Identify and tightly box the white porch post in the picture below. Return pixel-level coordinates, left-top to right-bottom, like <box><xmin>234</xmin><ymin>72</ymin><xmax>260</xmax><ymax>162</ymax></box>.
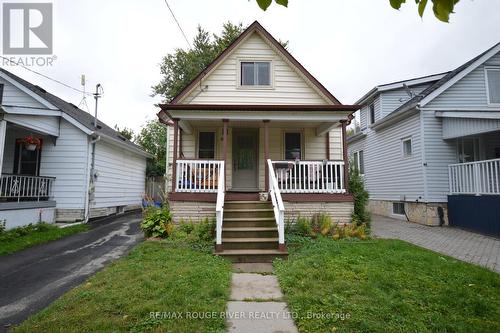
<box><xmin>0</xmin><ymin>120</ymin><xmax>6</xmax><ymax>176</ymax></box>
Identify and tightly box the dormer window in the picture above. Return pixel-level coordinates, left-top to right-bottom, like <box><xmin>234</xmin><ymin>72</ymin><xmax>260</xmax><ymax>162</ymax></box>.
<box><xmin>485</xmin><ymin>67</ymin><xmax>500</xmax><ymax>105</ymax></box>
<box><xmin>241</xmin><ymin>61</ymin><xmax>270</xmax><ymax>86</ymax></box>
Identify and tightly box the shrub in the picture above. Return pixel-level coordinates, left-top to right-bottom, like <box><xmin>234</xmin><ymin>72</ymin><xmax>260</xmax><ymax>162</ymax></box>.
<box><xmin>349</xmin><ymin>162</ymin><xmax>371</xmax><ymax>228</ymax></box>
<box><xmin>140</xmin><ymin>207</ymin><xmax>172</xmax><ymax>238</ymax></box>
<box><xmin>332</xmin><ymin>223</ymin><xmax>368</xmax><ymax>240</ymax></box>
<box><xmin>190</xmin><ymin>217</ymin><xmax>215</xmax><ymax>243</ymax></box>
<box><xmin>0</xmin><ymin>220</ymin><xmax>6</xmax><ymax>234</ymax></box>
<box><xmin>311</xmin><ymin>213</ymin><xmax>333</xmax><ymax>236</ymax></box>
<box><xmin>296</xmin><ymin>216</ymin><xmax>312</xmax><ymax>237</ymax></box>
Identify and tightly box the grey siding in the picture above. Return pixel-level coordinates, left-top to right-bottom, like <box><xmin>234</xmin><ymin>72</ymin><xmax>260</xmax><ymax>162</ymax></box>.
<box><xmin>442</xmin><ymin>117</ymin><xmax>500</xmax><ymax>139</ymax></box>
<box><xmin>359</xmin><ymin>96</ymin><xmax>380</xmax><ymax>129</ymax></box>
<box><xmin>421</xmin><ymin>111</ymin><xmax>457</xmax><ymax>202</ymax></box>
<box><xmin>355</xmin><ymin>112</ymin><xmax>424</xmax><ymax>201</ymax></box>
<box><xmin>379</xmin><ymin>84</ymin><xmax>431</xmax><ymax>117</ymax></box>
<box><xmin>0</xmin><ymin>77</ymin><xmax>46</xmax><ymax>108</ymax></box>
<box><xmin>427</xmin><ymin>52</ymin><xmax>500</xmax><ymax>109</ymax></box>
<box><xmin>40</xmin><ymin>119</ymin><xmax>89</xmax><ymax>210</ymax></box>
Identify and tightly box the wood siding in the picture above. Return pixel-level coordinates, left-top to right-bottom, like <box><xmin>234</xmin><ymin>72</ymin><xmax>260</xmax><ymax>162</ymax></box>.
<box><xmin>183</xmin><ymin>32</ymin><xmax>329</xmax><ymax>105</ymax></box>
<box><xmin>92</xmin><ymin>140</ymin><xmax>147</xmax><ymax>208</ymax></box>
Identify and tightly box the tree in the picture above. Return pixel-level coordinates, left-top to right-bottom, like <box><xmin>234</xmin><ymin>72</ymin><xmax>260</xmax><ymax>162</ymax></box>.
<box><xmin>348</xmin><ymin>162</ymin><xmax>371</xmax><ymax>228</ymax></box>
<box><xmin>135</xmin><ymin>120</ymin><xmax>167</xmax><ymax>177</ymax></box>
<box><xmin>113</xmin><ymin>125</ymin><xmax>134</xmax><ymax>141</ymax></box>
<box><xmin>253</xmin><ymin>0</ymin><xmax>460</xmax><ymax>23</ymax></box>
<box><xmin>152</xmin><ymin>22</ymin><xmax>244</xmax><ymax>102</ymax></box>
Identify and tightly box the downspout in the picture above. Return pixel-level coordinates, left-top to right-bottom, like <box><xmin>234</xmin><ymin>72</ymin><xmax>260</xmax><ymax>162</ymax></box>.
<box><xmin>84</xmin><ymin>134</ymin><xmax>100</xmax><ymax>222</ymax></box>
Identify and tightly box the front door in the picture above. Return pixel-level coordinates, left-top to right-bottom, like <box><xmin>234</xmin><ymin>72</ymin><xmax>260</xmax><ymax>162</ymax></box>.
<box><xmin>232</xmin><ymin>129</ymin><xmax>258</xmax><ymax>190</ymax></box>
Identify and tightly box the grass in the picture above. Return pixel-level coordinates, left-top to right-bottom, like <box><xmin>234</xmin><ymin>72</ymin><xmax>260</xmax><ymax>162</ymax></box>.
<box><xmin>11</xmin><ymin>240</ymin><xmax>232</xmax><ymax>333</ymax></box>
<box><xmin>274</xmin><ymin>237</ymin><xmax>500</xmax><ymax>333</ymax></box>
<box><xmin>0</xmin><ymin>223</ymin><xmax>89</xmax><ymax>256</ymax></box>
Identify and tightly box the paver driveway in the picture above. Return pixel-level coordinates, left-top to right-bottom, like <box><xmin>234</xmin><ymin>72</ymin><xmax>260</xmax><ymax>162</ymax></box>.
<box><xmin>0</xmin><ymin>212</ymin><xmax>143</xmax><ymax>331</ymax></box>
<box><xmin>372</xmin><ymin>214</ymin><xmax>500</xmax><ymax>273</ymax></box>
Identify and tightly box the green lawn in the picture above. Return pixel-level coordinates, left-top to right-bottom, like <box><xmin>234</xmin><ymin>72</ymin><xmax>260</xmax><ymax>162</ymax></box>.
<box><xmin>274</xmin><ymin>238</ymin><xmax>500</xmax><ymax>333</ymax></box>
<box><xmin>0</xmin><ymin>223</ymin><xmax>89</xmax><ymax>256</ymax></box>
<box><xmin>11</xmin><ymin>241</ymin><xmax>232</xmax><ymax>333</ymax></box>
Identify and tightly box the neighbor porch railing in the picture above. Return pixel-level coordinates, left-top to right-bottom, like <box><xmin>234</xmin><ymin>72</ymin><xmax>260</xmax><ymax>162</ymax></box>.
<box><xmin>267</xmin><ymin>159</ymin><xmax>285</xmax><ymax>247</ymax></box>
<box><xmin>449</xmin><ymin>158</ymin><xmax>500</xmax><ymax>195</ymax></box>
<box><xmin>175</xmin><ymin>159</ymin><xmax>224</xmax><ymax>192</ymax></box>
<box><xmin>271</xmin><ymin>160</ymin><xmax>345</xmax><ymax>193</ymax></box>
<box><xmin>215</xmin><ymin>161</ymin><xmax>225</xmax><ymax>248</ymax></box>
<box><xmin>0</xmin><ymin>174</ymin><xmax>55</xmax><ymax>201</ymax></box>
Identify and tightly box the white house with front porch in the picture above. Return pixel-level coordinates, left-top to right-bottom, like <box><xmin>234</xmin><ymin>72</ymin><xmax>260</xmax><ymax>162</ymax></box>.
<box><xmin>157</xmin><ymin>21</ymin><xmax>357</xmax><ymax>261</ymax></box>
<box><xmin>0</xmin><ymin>68</ymin><xmax>150</xmax><ymax>229</ymax></box>
<box><xmin>348</xmin><ymin>42</ymin><xmax>500</xmax><ymax>237</ymax></box>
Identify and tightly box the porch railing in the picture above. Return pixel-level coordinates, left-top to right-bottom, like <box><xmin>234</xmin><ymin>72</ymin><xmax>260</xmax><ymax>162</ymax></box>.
<box><xmin>175</xmin><ymin>160</ymin><xmax>224</xmax><ymax>193</ymax></box>
<box><xmin>267</xmin><ymin>159</ymin><xmax>285</xmax><ymax>247</ymax></box>
<box><xmin>215</xmin><ymin>162</ymin><xmax>225</xmax><ymax>247</ymax></box>
<box><xmin>0</xmin><ymin>174</ymin><xmax>55</xmax><ymax>201</ymax></box>
<box><xmin>271</xmin><ymin>160</ymin><xmax>345</xmax><ymax>193</ymax></box>
<box><xmin>449</xmin><ymin>158</ymin><xmax>500</xmax><ymax>195</ymax></box>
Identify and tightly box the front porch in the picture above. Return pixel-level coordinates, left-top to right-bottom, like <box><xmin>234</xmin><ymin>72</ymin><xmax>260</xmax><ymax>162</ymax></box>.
<box><xmin>158</xmin><ymin>104</ymin><xmax>356</xmax><ymax>258</ymax></box>
<box><xmin>0</xmin><ymin>120</ymin><xmax>57</xmax><ymax>228</ymax></box>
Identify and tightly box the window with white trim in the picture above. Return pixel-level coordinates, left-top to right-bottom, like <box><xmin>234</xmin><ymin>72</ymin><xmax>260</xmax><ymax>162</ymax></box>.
<box><xmin>353</xmin><ymin>150</ymin><xmax>364</xmax><ymax>175</ymax></box>
<box><xmin>402</xmin><ymin>137</ymin><xmax>412</xmax><ymax>157</ymax></box>
<box><xmin>241</xmin><ymin>61</ymin><xmax>271</xmax><ymax>86</ymax></box>
<box><xmin>284</xmin><ymin>132</ymin><xmax>302</xmax><ymax>160</ymax></box>
<box><xmin>486</xmin><ymin>67</ymin><xmax>500</xmax><ymax>104</ymax></box>
<box><xmin>198</xmin><ymin>131</ymin><xmax>215</xmax><ymax>159</ymax></box>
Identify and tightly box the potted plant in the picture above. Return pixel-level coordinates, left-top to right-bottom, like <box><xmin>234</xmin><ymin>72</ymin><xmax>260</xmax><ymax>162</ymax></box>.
<box><xmin>22</xmin><ymin>136</ymin><xmax>41</xmax><ymax>151</ymax></box>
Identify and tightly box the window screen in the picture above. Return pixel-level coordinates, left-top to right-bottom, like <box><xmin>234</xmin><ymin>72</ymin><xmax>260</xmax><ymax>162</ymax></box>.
<box><xmin>369</xmin><ymin>104</ymin><xmax>375</xmax><ymax>124</ymax></box>
<box><xmin>402</xmin><ymin>138</ymin><xmax>412</xmax><ymax>157</ymax></box>
<box><xmin>486</xmin><ymin>68</ymin><xmax>500</xmax><ymax>104</ymax></box>
<box><xmin>198</xmin><ymin>132</ymin><xmax>215</xmax><ymax>159</ymax></box>
<box><xmin>241</xmin><ymin>62</ymin><xmax>270</xmax><ymax>86</ymax></box>
<box><xmin>393</xmin><ymin>202</ymin><xmax>405</xmax><ymax>215</ymax></box>
<box><xmin>285</xmin><ymin>133</ymin><xmax>301</xmax><ymax>160</ymax></box>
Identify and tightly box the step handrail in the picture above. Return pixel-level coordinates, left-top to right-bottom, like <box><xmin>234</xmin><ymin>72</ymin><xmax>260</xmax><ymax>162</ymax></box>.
<box><xmin>215</xmin><ymin>161</ymin><xmax>225</xmax><ymax>246</ymax></box>
<box><xmin>267</xmin><ymin>159</ymin><xmax>285</xmax><ymax>246</ymax></box>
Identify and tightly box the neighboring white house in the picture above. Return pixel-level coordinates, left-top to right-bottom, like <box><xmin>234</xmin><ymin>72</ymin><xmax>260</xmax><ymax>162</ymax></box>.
<box><xmin>348</xmin><ymin>43</ymin><xmax>500</xmax><ymax>236</ymax></box>
<box><xmin>0</xmin><ymin>68</ymin><xmax>151</xmax><ymax>229</ymax></box>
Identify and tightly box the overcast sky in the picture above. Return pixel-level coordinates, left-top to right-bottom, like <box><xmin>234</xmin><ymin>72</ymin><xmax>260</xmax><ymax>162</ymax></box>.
<box><xmin>2</xmin><ymin>0</ymin><xmax>500</xmax><ymax>132</ymax></box>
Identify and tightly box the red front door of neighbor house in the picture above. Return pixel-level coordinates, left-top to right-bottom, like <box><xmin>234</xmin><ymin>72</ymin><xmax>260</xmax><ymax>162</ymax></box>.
<box><xmin>232</xmin><ymin>129</ymin><xmax>259</xmax><ymax>190</ymax></box>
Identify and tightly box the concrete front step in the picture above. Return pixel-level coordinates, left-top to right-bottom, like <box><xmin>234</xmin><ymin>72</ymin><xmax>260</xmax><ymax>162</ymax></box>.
<box><xmin>218</xmin><ymin>249</ymin><xmax>288</xmax><ymax>263</ymax></box>
<box><xmin>222</xmin><ymin>227</ymin><xmax>279</xmax><ymax>238</ymax></box>
<box><xmin>222</xmin><ymin>237</ymin><xmax>279</xmax><ymax>250</ymax></box>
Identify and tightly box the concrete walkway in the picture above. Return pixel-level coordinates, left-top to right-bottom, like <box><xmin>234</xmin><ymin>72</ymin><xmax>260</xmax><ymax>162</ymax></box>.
<box><xmin>227</xmin><ymin>264</ymin><xmax>298</xmax><ymax>333</ymax></box>
<box><xmin>0</xmin><ymin>213</ymin><xmax>143</xmax><ymax>332</ymax></box>
<box><xmin>372</xmin><ymin>214</ymin><xmax>500</xmax><ymax>273</ymax></box>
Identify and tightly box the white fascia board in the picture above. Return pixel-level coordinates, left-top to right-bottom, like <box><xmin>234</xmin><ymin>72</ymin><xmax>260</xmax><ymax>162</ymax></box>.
<box><xmin>435</xmin><ymin>110</ymin><xmax>500</xmax><ymax>120</ymax></box>
<box><xmin>420</xmin><ymin>44</ymin><xmax>500</xmax><ymax>107</ymax></box>
<box><xmin>2</xmin><ymin>105</ymin><xmax>62</xmax><ymax>116</ymax></box>
<box><xmin>0</xmin><ymin>72</ymin><xmax>58</xmax><ymax>110</ymax></box>
<box><xmin>168</xmin><ymin>110</ymin><xmax>351</xmax><ymax>122</ymax></box>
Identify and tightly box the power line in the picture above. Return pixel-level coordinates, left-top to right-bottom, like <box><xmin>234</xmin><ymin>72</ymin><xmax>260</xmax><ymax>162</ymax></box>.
<box><xmin>163</xmin><ymin>0</ymin><xmax>191</xmax><ymax>49</ymax></box>
<box><xmin>0</xmin><ymin>56</ymin><xmax>93</xmax><ymax>96</ymax></box>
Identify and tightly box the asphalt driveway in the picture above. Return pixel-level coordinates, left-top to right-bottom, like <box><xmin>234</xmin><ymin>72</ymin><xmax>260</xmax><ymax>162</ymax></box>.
<box><xmin>0</xmin><ymin>212</ymin><xmax>143</xmax><ymax>331</ymax></box>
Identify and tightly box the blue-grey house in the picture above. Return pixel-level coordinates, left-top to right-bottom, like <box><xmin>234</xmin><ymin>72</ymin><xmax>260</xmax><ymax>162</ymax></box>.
<box><xmin>348</xmin><ymin>43</ymin><xmax>500</xmax><ymax>236</ymax></box>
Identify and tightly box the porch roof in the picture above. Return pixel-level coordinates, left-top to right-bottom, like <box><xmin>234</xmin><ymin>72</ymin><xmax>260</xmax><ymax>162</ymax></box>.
<box><xmin>157</xmin><ymin>104</ymin><xmax>358</xmax><ymax>135</ymax></box>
